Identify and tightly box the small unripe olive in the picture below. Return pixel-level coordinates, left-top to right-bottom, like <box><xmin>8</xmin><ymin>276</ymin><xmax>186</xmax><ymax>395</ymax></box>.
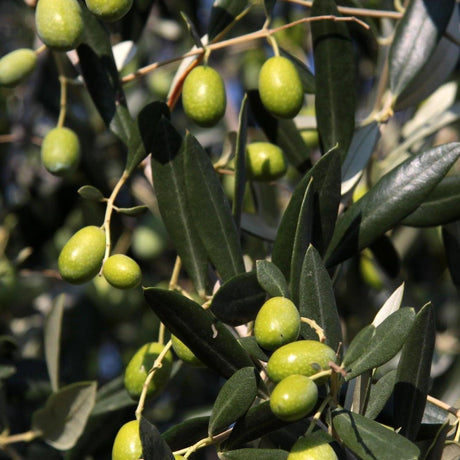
<box><xmin>182</xmin><ymin>65</ymin><xmax>226</xmax><ymax>127</ymax></box>
<box><xmin>41</xmin><ymin>127</ymin><xmax>80</xmax><ymax>176</ymax></box>
<box><xmin>171</xmin><ymin>335</ymin><xmax>203</xmax><ymax>367</ymax></box>
<box><xmin>246</xmin><ymin>142</ymin><xmax>288</xmax><ymax>182</ymax></box>
<box><xmin>266</xmin><ymin>340</ymin><xmax>337</xmax><ymax>383</ymax></box>
<box><xmin>0</xmin><ymin>49</ymin><xmax>37</xmax><ymax>87</ymax></box>
<box><xmin>254</xmin><ymin>297</ymin><xmax>300</xmax><ymax>351</ymax></box>
<box><xmin>270</xmin><ymin>374</ymin><xmax>318</xmax><ymax>422</ymax></box>
<box><xmin>85</xmin><ymin>0</ymin><xmax>133</xmax><ymax>22</ymax></box>
<box><xmin>58</xmin><ymin>226</ymin><xmax>106</xmax><ymax>284</ymax></box>
<box><xmin>124</xmin><ymin>342</ymin><xmax>173</xmax><ymax>400</ymax></box>
<box><xmin>287</xmin><ymin>431</ymin><xmax>338</xmax><ymax>460</ymax></box>
<box><xmin>258</xmin><ymin>56</ymin><xmax>304</xmax><ymax>119</ymax></box>
<box><xmin>111</xmin><ymin>420</ymin><xmax>142</xmax><ymax>460</ymax></box>
<box><xmin>35</xmin><ymin>0</ymin><xmax>84</xmax><ymax>51</ymax></box>
<box><xmin>102</xmin><ymin>254</ymin><xmax>142</xmax><ymax>290</ymax></box>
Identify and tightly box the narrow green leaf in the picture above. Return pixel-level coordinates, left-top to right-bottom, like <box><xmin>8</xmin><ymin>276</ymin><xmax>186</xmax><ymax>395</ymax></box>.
<box><xmin>238</xmin><ymin>337</ymin><xmax>269</xmax><ymax>362</ymax></box>
<box><xmin>389</xmin><ymin>0</ymin><xmax>455</xmax><ymax>99</ymax></box>
<box><xmin>311</xmin><ymin>0</ymin><xmax>355</xmax><ymax>161</ymax></box>
<box><xmin>91</xmin><ymin>389</ymin><xmax>135</xmax><ymax>416</ymax></box>
<box><xmin>394</xmin><ymin>303</ymin><xmax>435</xmax><ymax>441</ymax></box>
<box><xmin>114</xmin><ymin>205</ymin><xmax>148</xmax><ymax>216</ymax></box>
<box><xmin>44</xmin><ymin>294</ymin><xmax>65</xmax><ymax>393</ymax></box>
<box><xmin>208</xmin><ymin>0</ymin><xmax>249</xmax><ymax>41</ymax></box>
<box><xmin>150</xmin><ymin>118</ymin><xmax>208</xmax><ymax>296</ymax></box>
<box><xmin>343</xmin><ymin>308</ymin><xmax>416</xmax><ymax>380</ymax></box>
<box><xmin>256</xmin><ymin>260</ymin><xmax>289</xmax><ymax>298</ymax></box>
<box><xmin>219</xmin><ymin>448</ymin><xmax>289</xmax><ymax>460</ymax></box>
<box><xmin>264</xmin><ymin>0</ymin><xmax>277</xmax><ymax>19</ymax></box>
<box><xmin>77</xmin><ymin>185</ymin><xmax>105</xmax><ymax>202</ymax></box>
<box><xmin>144</xmin><ymin>288</ymin><xmax>254</xmax><ymax>379</ymax></box>
<box><xmin>140</xmin><ymin>417</ymin><xmax>174</xmax><ymax>460</ymax></box>
<box><xmin>184</xmin><ymin>133</ymin><xmax>245</xmax><ymax>282</ymax></box>
<box><xmin>325</xmin><ymin>142</ymin><xmax>460</xmax><ymax>268</ymax></box>
<box><xmin>442</xmin><ymin>220</ymin><xmax>460</xmax><ymax>288</ymax></box>
<box><xmin>332</xmin><ymin>408</ymin><xmax>420</xmax><ymax>460</ymax></box>
<box><xmin>209</xmin><ymin>367</ymin><xmax>258</xmax><ymax>436</ymax></box>
<box><xmin>298</xmin><ymin>245</ymin><xmax>343</xmax><ymax>355</ymax></box>
<box><xmin>364</xmin><ymin>370</ymin><xmax>397</xmax><ymax>420</ymax></box>
<box><xmin>162</xmin><ymin>416</ymin><xmax>210</xmax><ymax>451</ymax></box>
<box><xmin>279</xmin><ymin>48</ymin><xmax>315</xmax><ymax>94</ymax></box>
<box><xmin>368</xmin><ymin>235</ymin><xmax>400</xmax><ymax>279</ymax></box>
<box><xmin>424</xmin><ymin>422</ymin><xmax>452</xmax><ymax>460</ymax></box>
<box><xmin>241</xmin><ymin>214</ymin><xmax>277</xmax><ymax>241</ymax></box>
<box><xmin>211</xmin><ymin>272</ymin><xmax>266</xmax><ymax>326</ymax></box>
<box><xmin>181</xmin><ymin>11</ymin><xmax>205</xmax><ymax>49</ymax></box>
<box><xmin>32</xmin><ymin>381</ymin><xmax>97</xmax><ymax>450</ymax></box>
<box><xmin>343</xmin><ymin>325</ymin><xmax>375</xmax><ymax>369</ymax></box>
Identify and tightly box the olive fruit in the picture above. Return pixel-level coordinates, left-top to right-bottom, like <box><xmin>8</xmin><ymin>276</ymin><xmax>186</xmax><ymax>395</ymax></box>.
<box><xmin>112</xmin><ymin>420</ymin><xmax>142</xmax><ymax>460</ymax></box>
<box><xmin>270</xmin><ymin>374</ymin><xmax>318</xmax><ymax>422</ymax></box>
<box><xmin>41</xmin><ymin>127</ymin><xmax>80</xmax><ymax>176</ymax></box>
<box><xmin>171</xmin><ymin>335</ymin><xmax>203</xmax><ymax>367</ymax></box>
<box><xmin>35</xmin><ymin>0</ymin><xmax>84</xmax><ymax>51</ymax></box>
<box><xmin>266</xmin><ymin>340</ymin><xmax>337</xmax><ymax>383</ymax></box>
<box><xmin>246</xmin><ymin>142</ymin><xmax>288</xmax><ymax>182</ymax></box>
<box><xmin>182</xmin><ymin>65</ymin><xmax>226</xmax><ymax>127</ymax></box>
<box><xmin>102</xmin><ymin>254</ymin><xmax>142</xmax><ymax>290</ymax></box>
<box><xmin>287</xmin><ymin>431</ymin><xmax>338</xmax><ymax>460</ymax></box>
<box><xmin>58</xmin><ymin>226</ymin><xmax>106</xmax><ymax>284</ymax></box>
<box><xmin>258</xmin><ymin>56</ymin><xmax>304</xmax><ymax>119</ymax></box>
<box><xmin>0</xmin><ymin>49</ymin><xmax>37</xmax><ymax>87</ymax></box>
<box><xmin>124</xmin><ymin>342</ymin><xmax>173</xmax><ymax>400</ymax></box>
<box><xmin>254</xmin><ymin>297</ymin><xmax>300</xmax><ymax>350</ymax></box>
<box><xmin>85</xmin><ymin>0</ymin><xmax>133</xmax><ymax>22</ymax></box>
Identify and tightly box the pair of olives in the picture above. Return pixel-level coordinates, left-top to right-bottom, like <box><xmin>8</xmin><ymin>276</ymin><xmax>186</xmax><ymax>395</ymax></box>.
<box><xmin>58</xmin><ymin>226</ymin><xmax>142</xmax><ymax>289</ymax></box>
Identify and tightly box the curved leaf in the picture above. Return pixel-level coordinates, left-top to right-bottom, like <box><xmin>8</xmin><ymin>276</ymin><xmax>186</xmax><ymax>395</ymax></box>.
<box><xmin>219</xmin><ymin>448</ymin><xmax>289</xmax><ymax>460</ymax></box>
<box><xmin>325</xmin><ymin>142</ymin><xmax>460</xmax><ymax>268</ymax></box>
<box><xmin>208</xmin><ymin>0</ymin><xmax>249</xmax><ymax>40</ymax></box>
<box><xmin>364</xmin><ymin>369</ymin><xmax>397</xmax><ymax>420</ymax></box>
<box><xmin>77</xmin><ymin>185</ymin><xmax>104</xmax><ymax>202</ymax></box>
<box><xmin>209</xmin><ymin>367</ymin><xmax>258</xmax><ymax>436</ymax></box>
<box><xmin>162</xmin><ymin>416</ymin><xmax>210</xmax><ymax>451</ymax></box>
<box><xmin>256</xmin><ymin>260</ymin><xmax>289</xmax><ymax>298</ymax></box>
<box><xmin>144</xmin><ymin>288</ymin><xmax>254</xmax><ymax>379</ymax></box>
<box><xmin>140</xmin><ymin>417</ymin><xmax>174</xmax><ymax>460</ymax></box>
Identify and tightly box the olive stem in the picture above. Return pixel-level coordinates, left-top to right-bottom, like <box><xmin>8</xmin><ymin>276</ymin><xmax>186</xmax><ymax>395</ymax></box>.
<box><xmin>54</xmin><ymin>54</ymin><xmax>68</xmax><ymax>129</ymax></box>
<box><xmin>310</xmin><ymin>369</ymin><xmax>333</xmax><ymax>382</ymax></box>
<box><xmin>169</xmin><ymin>256</ymin><xmax>182</xmax><ymax>291</ymax></box>
<box><xmin>300</xmin><ymin>317</ymin><xmax>326</xmax><ymax>342</ymax></box>
<box><xmin>305</xmin><ymin>395</ymin><xmax>333</xmax><ymax>436</ymax></box>
<box><xmin>135</xmin><ymin>339</ymin><xmax>173</xmax><ymax>420</ymax></box>
<box><xmin>35</xmin><ymin>44</ymin><xmax>47</xmax><ymax>55</ymax></box>
<box><xmin>0</xmin><ymin>429</ymin><xmax>42</xmax><ymax>447</ymax></box>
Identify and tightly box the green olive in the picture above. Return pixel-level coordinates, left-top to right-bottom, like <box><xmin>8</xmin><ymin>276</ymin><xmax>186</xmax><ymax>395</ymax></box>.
<box><xmin>102</xmin><ymin>254</ymin><xmax>142</xmax><ymax>290</ymax></box>
<box><xmin>171</xmin><ymin>335</ymin><xmax>203</xmax><ymax>367</ymax></box>
<box><xmin>41</xmin><ymin>127</ymin><xmax>80</xmax><ymax>176</ymax></box>
<box><xmin>58</xmin><ymin>226</ymin><xmax>106</xmax><ymax>284</ymax></box>
<box><xmin>182</xmin><ymin>65</ymin><xmax>226</xmax><ymax>127</ymax></box>
<box><xmin>111</xmin><ymin>420</ymin><xmax>142</xmax><ymax>460</ymax></box>
<box><xmin>254</xmin><ymin>297</ymin><xmax>300</xmax><ymax>351</ymax></box>
<box><xmin>35</xmin><ymin>0</ymin><xmax>84</xmax><ymax>51</ymax></box>
<box><xmin>258</xmin><ymin>56</ymin><xmax>304</xmax><ymax>119</ymax></box>
<box><xmin>266</xmin><ymin>340</ymin><xmax>337</xmax><ymax>383</ymax></box>
<box><xmin>270</xmin><ymin>374</ymin><xmax>318</xmax><ymax>422</ymax></box>
<box><xmin>0</xmin><ymin>49</ymin><xmax>37</xmax><ymax>87</ymax></box>
<box><xmin>287</xmin><ymin>431</ymin><xmax>338</xmax><ymax>460</ymax></box>
<box><xmin>85</xmin><ymin>0</ymin><xmax>133</xmax><ymax>22</ymax></box>
<box><xmin>124</xmin><ymin>342</ymin><xmax>173</xmax><ymax>400</ymax></box>
<box><xmin>246</xmin><ymin>142</ymin><xmax>288</xmax><ymax>182</ymax></box>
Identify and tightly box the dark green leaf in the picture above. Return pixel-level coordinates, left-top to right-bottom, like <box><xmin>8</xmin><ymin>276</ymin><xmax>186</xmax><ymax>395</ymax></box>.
<box><xmin>150</xmin><ymin>118</ymin><xmax>208</xmax><ymax>296</ymax></box>
<box><xmin>394</xmin><ymin>303</ymin><xmax>435</xmax><ymax>441</ymax></box>
<box><xmin>32</xmin><ymin>381</ymin><xmax>97</xmax><ymax>450</ymax></box>
<box><xmin>144</xmin><ymin>288</ymin><xmax>254</xmax><ymax>379</ymax></box>
<box><xmin>162</xmin><ymin>416</ymin><xmax>210</xmax><ymax>451</ymax></box>
<box><xmin>241</xmin><ymin>214</ymin><xmax>277</xmax><ymax>241</ymax></box>
<box><xmin>211</xmin><ymin>271</ymin><xmax>266</xmax><ymax>326</ymax></box>
<box><xmin>184</xmin><ymin>133</ymin><xmax>245</xmax><ymax>282</ymax></box>
<box><xmin>364</xmin><ymin>370</ymin><xmax>397</xmax><ymax>420</ymax></box>
<box><xmin>256</xmin><ymin>260</ymin><xmax>289</xmax><ymax>298</ymax></box>
<box><xmin>44</xmin><ymin>294</ymin><xmax>65</xmax><ymax>393</ymax></box>
<box><xmin>298</xmin><ymin>245</ymin><xmax>343</xmax><ymax>355</ymax></box>
<box><xmin>312</xmin><ymin>0</ymin><xmax>355</xmax><ymax>161</ymax></box>
<box><xmin>369</xmin><ymin>235</ymin><xmax>400</xmax><ymax>279</ymax></box>
<box><xmin>208</xmin><ymin>0</ymin><xmax>249</xmax><ymax>40</ymax></box>
<box><xmin>91</xmin><ymin>389</ymin><xmax>135</xmax><ymax>416</ymax></box>
<box><xmin>325</xmin><ymin>142</ymin><xmax>460</xmax><ymax>268</ymax></box>
<box><xmin>279</xmin><ymin>48</ymin><xmax>315</xmax><ymax>94</ymax></box>
<box><xmin>237</xmin><ymin>337</ymin><xmax>269</xmax><ymax>362</ymax></box>
<box><xmin>114</xmin><ymin>205</ymin><xmax>148</xmax><ymax>216</ymax></box>
<box><xmin>140</xmin><ymin>417</ymin><xmax>174</xmax><ymax>460</ymax></box>
<box><xmin>219</xmin><ymin>448</ymin><xmax>289</xmax><ymax>460</ymax></box>
<box><xmin>424</xmin><ymin>422</ymin><xmax>451</xmax><ymax>460</ymax></box>
<box><xmin>247</xmin><ymin>90</ymin><xmax>311</xmax><ymax>172</ymax></box>
<box><xmin>77</xmin><ymin>185</ymin><xmax>105</xmax><ymax>202</ymax></box>
<box><xmin>342</xmin><ymin>324</ymin><xmax>375</xmax><ymax>369</ymax></box>
<box><xmin>389</xmin><ymin>0</ymin><xmax>455</xmax><ymax>99</ymax></box>
<box><xmin>181</xmin><ymin>11</ymin><xmax>204</xmax><ymax>49</ymax></box>
<box><xmin>343</xmin><ymin>308</ymin><xmax>416</xmax><ymax>380</ymax></box>
<box><xmin>209</xmin><ymin>367</ymin><xmax>258</xmax><ymax>436</ymax></box>
<box><xmin>332</xmin><ymin>408</ymin><xmax>420</xmax><ymax>460</ymax></box>
<box><xmin>442</xmin><ymin>220</ymin><xmax>460</xmax><ymax>288</ymax></box>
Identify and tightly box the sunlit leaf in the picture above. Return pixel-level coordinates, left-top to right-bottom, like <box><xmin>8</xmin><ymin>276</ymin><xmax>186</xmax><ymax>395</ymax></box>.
<box><xmin>256</xmin><ymin>260</ymin><xmax>289</xmax><ymax>298</ymax></box>
<box><xmin>364</xmin><ymin>370</ymin><xmax>397</xmax><ymax>420</ymax></box>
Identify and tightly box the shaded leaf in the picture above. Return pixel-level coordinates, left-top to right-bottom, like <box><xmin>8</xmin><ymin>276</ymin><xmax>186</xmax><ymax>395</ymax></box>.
<box><xmin>162</xmin><ymin>416</ymin><xmax>210</xmax><ymax>451</ymax></box>
<box><xmin>211</xmin><ymin>271</ymin><xmax>266</xmax><ymax>326</ymax></box>
<box><xmin>144</xmin><ymin>288</ymin><xmax>254</xmax><ymax>379</ymax></box>
<box><xmin>256</xmin><ymin>260</ymin><xmax>289</xmax><ymax>298</ymax></box>
<box><xmin>181</xmin><ymin>11</ymin><xmax>204</xmax><ymax>49</ymax></box>
<box><xmin>32</xmin><ymin>381</ymin><xmax>97</xmax><ymax>450</ymax></box>
<box><xmin>442</xmin><ymin>220</ymin><xmax>460</xmax><ymax>288</ymax></box>
<box><xmin>364</xmin><ymin>370</ymin><xmax>397</xmax><ymax>420</ymax></box>
<box><xmin>368</xmin><ymin>235</ymin><xmax>400</xmax><ymax>279</ymax></box>
<box><xmin>279</xmin><ymin>48</ymin><xmax>315</xmax><ymax>94</ymax></box>
<box><xmin>237</xmin><ymin>337</ymin><xmax>269</xmax><ymax>362</ymax></box>
<box><xmin>424</xmin><ymin>422</ymin><xmax>451</xmax><ymax>460</ymax></box>
<box><xmin>219</xmin><ymin>448</ymin><xmax>289</xmax><ymax>459</ymax></box>
<box><xmin>77</xmin><ymin>185</ymin><xmax>104</xmax><ymax>202</ymax></box>
<box><xmin>184</xmin><ymin>133</ymin><xmax>245</xmax><ymax>282</ymax></box>
<box><xmin>325</xmin><ymin>143</ymin><xmax>460</xmax><ymax>268</ymax></box>
<box><xmin>209</xmin><ymin>367</ymin><xmax>258</xmax><ymax>436</ymax></box>
<box><xmin>312</xmin><ymin>0</ymin><xmax>355</xmax><ymax>161</ymax></box>
<box><xmin>140</xmin><ymin>417</ymin><xmax>174</xmax><ymax>460</ymax></box>
<box><xmin>91</xmin><ymin>389</ymin><xmax>135</xmax><ymax>416</ymax></box>
<box><xmin>241</xmin><ymin>214</ymin><xmax>277</xmax><ymax>241</ymax></box>
<box><xmin>394</xmin><ymin>303</ymin><xmax>435</xmax><ymax>441</ymax></box>
<box><xmin>332</xmin><ymin>408</ymin><xmax>420</xmax><ymax>460</ymax></box>
<box><xmin>208</xmin><ymin>0</ymin><xmax>249</xmax><ymax>41</ymax></box>
<box><xmin>114</xmin><ymin>205</ymin><xmax>148</xmax><ymax>216</ymax></box>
